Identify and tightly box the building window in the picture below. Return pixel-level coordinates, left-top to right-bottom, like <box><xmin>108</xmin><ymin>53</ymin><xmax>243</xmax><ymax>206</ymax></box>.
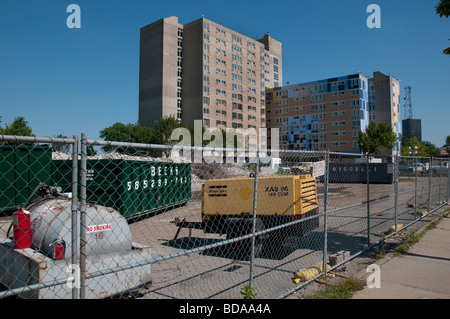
<box><xmin>232</xmin><ymin>64</ymin><xmax>242</xmax><ymax>72</ymax></box>
<box><xmin>216</xmin><ymin>67</ymin><xmax>226</xmax><ymax>75</ymax></box>
<box><xmin>232</xmin><ymin>34</ymin><xmax>242</xmax><ymax>44</ymax></box>
<box><xmin>232</xmin><ymin>112</ymin><xmax>243</xmax><ymax>120</ymax></box>
<box><xmin>232</xmin><ymin>93</ymin><xmax>243</xmax><ymax>101</ymax></box>
<box><xmin>216</xmin><ymin>89</ymin><xmax>226</xmax><ymax>95</ymax></box>
<box><xmin>232</xmin><ymin>83</ymin><xmax>242</xmax><ymax>91</ymax></box>
<box><xmin>232</xmin><ymin>73</ymin><xmax>242</xmax><ymax>82</ymax></box>
<box><xmin>216</xmin><ymin>58</ymin><xmax>226</xmax><ymax>65</ymax></box>
<box><xmin>216</xmin><ymin>78</ymin><xmax>226</xmax><ymax>85</ymax></box>
<box><xmin>232</xmin><ymin>44</ymin><xmax>242</xmax><ymax>53</ymax></box>
<box><xmin>232</xmin><ymin>54</ymin><xmax>242</xmax><ymax>63</ymax></box>
<box><xmin>232</xmin><ymin>102</ymin><xmax>243</xmax><ymax>110</ymax></box>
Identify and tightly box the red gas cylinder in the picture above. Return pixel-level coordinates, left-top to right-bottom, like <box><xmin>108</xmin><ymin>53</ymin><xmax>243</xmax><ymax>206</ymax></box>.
<box><xmin>13</xmin><ymin>209</ymin><xmax>32</xmax><ymax>249</ymax></box>
<box><xmin>51</xmin><ymin>238</ymin><xmax>66</xmax><ymax>260</ymax></box>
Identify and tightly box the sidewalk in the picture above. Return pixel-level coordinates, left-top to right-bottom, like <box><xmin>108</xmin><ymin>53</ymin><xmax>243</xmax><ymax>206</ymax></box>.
<box><xmin>352</xmin><ymin>212</ymin><xmax>450</xmax><ymax>299</ymax></box>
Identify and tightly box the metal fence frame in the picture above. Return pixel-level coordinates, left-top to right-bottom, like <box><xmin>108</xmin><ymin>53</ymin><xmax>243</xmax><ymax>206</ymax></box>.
<box><xmin>0</xmin><ymin>133</ymin><xmax>448</xmax><ymax>299</ymax></box>
<box><xmin>0</xmin><ymin>135</ymin><xmax>78</xmax><ymax>299</ymax></box>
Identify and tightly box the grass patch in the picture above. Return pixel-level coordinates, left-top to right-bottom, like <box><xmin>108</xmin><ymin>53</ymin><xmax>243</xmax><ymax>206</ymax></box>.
<box><xmin>373</xmin><ymin>242</ymin><xmax>388</xmax><ymax>260</ymax></box>
<box><xmin>306</xmin><ymin>277</ymin><xmax>365</xmax><ymax>299</ymax></box>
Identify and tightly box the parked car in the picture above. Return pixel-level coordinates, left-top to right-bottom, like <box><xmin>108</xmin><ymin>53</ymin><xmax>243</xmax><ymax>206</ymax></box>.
<box><xmin>432</xmin><ymin>162</ymin><xmax>449</xmax><ymax>174</ymax></box>
<box><xmin>409</xmin><ymin>163</ymin><xmax>426</xmax><ymax>173</ymax></box>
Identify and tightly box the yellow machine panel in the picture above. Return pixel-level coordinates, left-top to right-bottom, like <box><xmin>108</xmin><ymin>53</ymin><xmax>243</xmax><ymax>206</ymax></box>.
<box><xmin>202</xmin><ymin>175</ymin><xmax>318</xmax><ymax>220</ymax></box>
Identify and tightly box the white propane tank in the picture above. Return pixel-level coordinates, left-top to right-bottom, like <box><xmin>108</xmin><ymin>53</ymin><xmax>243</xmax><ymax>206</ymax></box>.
<box><xmin>28</xmin><ymin>198</ymin><xmax>132</xmax><ymax>259</ymax></box>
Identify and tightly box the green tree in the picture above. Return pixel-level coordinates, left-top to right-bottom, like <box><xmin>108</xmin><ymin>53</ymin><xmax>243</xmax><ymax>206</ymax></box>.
<box><xmin>53</xmin><ymin>134</ymin><xmax>71</xmax><ymax>154</ymax></box>
<box><xmin>400</xmin><ymin>136</ymin><xmax>421</xmax><ymax>156</ymax></box>
<box><xmin>0</xmin><ymin>116</ymin><xmax>34</xmax><ymax>136</ymax></box>
<box><xmin>150</xmin><ymin>116</ymin><xmax>183</xmax><ymax>145</ymax></box>
<box><xmin>358</xmin><ymin>121</ymin><xmax>397</xmax><ymax>155</ymax></box>
<box><xmin>419</xmin><ymin>141</ymin><xmax>440</xmax><ymax>157</ymax></box>
<box><xmin>401</xmin><ymin>136</ymin><xmax>440</xmax><ymax>157</ymax></box>
<box><xmin>435</xmin><ymin>0</ymin><xmax>450</xmax><ymax>55</ymax></box>
<box><xmin>99</xmin><ymin>121</ymin><xmax>153</xmax><ymax>154</ymax></box>
<box><xmin>444</xmin><ymin>135</ymin><xmax>450</xmax><ymax>153</ymax></box>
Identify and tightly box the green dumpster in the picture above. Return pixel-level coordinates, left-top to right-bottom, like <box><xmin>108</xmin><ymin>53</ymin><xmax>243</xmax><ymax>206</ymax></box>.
<box><xmin>0</xmin><ymin>145</ymin><xmax>52</xmax><ymax>212</ymax></box>
<box><xmin>52</xmin><ymin>159</ymin><xmax>191</xmax><ymax>219</ymax></box>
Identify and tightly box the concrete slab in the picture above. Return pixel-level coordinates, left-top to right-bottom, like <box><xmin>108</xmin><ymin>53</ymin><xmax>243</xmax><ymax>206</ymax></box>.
<box><xmin>353</xmin><ymin>215</ymin><xmax>450</xmax><ymax>299</ymax></box>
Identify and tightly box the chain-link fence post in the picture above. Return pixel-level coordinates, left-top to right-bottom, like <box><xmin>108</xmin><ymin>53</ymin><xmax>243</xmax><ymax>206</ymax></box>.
<box><xmin>249</xmin><ymin>151</ymin><xmax>259</xmax><ymax>289</ymax></box>
<box><xmin>322</xmin><ymin>151</ymin><xmax>329</xmax><ymax>276</ymax></box>
<box><xmin>70</xmin><ymin>135</ymin><xmax>79</xmax><ymax>299</ymax></box>
<box><xmin>448</xmin><ymin>160</ymin><xmax>450</xmax><ymax>202</ymax></box>
<box><xmin>366</xmin><ymin>154</ymin><xmax>371</xmax><ymax>246</ymax></box>
<box><xmin>438</xmin><ymin>158</ymin><xmax>441</xmax><ymax>204</ymax></box>
<box><xmin>414</xmin><ymin>156</ymin><xmax>418</xmax><ymax>219</ymax></box>
<box><xmin>79</xmin><ymin>132</ymin><xmax>87</xmax><ymax>299</ymax></box>
<box><xmin>394</xmin><ymin>154</ymin><xmax>399</xmax><ymax>231</ymax></box>
<box><xmin>428</xmin><ymin>156</ymin><xmax>432</xmax><ymax>213</ymax></box>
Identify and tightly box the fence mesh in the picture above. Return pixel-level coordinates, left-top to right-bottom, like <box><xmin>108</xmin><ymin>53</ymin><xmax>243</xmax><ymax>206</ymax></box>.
<box><xmin>0</xmin><ymin>134</ymin><xmax>448</xmax><ymax>299</ymax></box>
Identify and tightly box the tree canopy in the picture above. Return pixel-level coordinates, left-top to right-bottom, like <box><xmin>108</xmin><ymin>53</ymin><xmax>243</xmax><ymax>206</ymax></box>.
<box><xmin>0</xmin><ymin>116</ymin><xmax>34</xmax><ymax>137</ymax></box>
<box><xmin>435</xmin><ymin>0</ymin><xmax>450</xmax><ymax>55</ymax></box>
<box><xmin>444</xmin><ymin>135</ymin><xmax>450</xmax><ymax>153</ymax></box>
<box><xmin>358</xmin><ymin>121</ymin><xmax>397</xmax><ymax>155</ymax></box>
<box><xmin>400</xmin><ymin>136</ymin><xmax>440</xmax><ymax>157</ymax></box>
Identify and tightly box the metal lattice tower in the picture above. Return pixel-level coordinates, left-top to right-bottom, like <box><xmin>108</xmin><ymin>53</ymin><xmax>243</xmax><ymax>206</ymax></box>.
<box><xmin>403</xmin><ymin>86</ymin><xmax>413</xmax><ymax>119</ymax></box>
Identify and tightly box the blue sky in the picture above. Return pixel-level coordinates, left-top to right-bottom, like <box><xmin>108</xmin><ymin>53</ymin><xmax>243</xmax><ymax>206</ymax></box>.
<box><xmin>1</xmin><ymin>0</ymin><xmax>449</xmax><ymax>147</ymax></box>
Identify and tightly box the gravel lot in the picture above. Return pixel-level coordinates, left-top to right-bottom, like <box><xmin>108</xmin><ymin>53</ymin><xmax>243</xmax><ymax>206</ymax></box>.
<box><xmin>125</xmin><ymin>176</ymin><xmax>448</xmax><ymax>299</ymax></box>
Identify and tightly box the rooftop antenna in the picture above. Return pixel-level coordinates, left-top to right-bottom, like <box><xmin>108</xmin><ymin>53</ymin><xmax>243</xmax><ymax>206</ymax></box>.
<box><xmin>403</xmin><ymin>86</ymin><xmax>413</xmax><ymax>119</ymax></box>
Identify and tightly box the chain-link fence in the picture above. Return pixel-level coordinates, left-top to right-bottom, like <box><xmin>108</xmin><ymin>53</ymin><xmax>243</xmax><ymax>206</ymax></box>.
<box><xmin>0</xmin><ymin>134</ymin><xmax>448</xmax><ymax>299</ymax></box>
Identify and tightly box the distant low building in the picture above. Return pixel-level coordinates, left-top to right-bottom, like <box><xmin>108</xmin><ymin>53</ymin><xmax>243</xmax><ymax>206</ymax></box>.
<box><xmin>402</xmin><ymin>118</ymin><xmax>422</xmax><ymax>142</ymax></box>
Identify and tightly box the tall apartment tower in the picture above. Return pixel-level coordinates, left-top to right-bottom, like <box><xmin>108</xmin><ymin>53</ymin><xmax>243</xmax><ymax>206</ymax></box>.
<box><xmin>368</xmin><ymin>71</ymin><xmax>402</xmax><ymax>153</ymax></box>
<box><xmin>266</xmin><ymin>71</ymin><xmax>401</xmax><ymax>154</ymax></box>
<box><xmin>139</xmin><ymin>17</ymin><xmax>184</xmax><ymax>126</ymax></box>
<box><xmin>139</xmin><ymin>16</ymin><xmax>282</xmax><ymax>135</ymax></box>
